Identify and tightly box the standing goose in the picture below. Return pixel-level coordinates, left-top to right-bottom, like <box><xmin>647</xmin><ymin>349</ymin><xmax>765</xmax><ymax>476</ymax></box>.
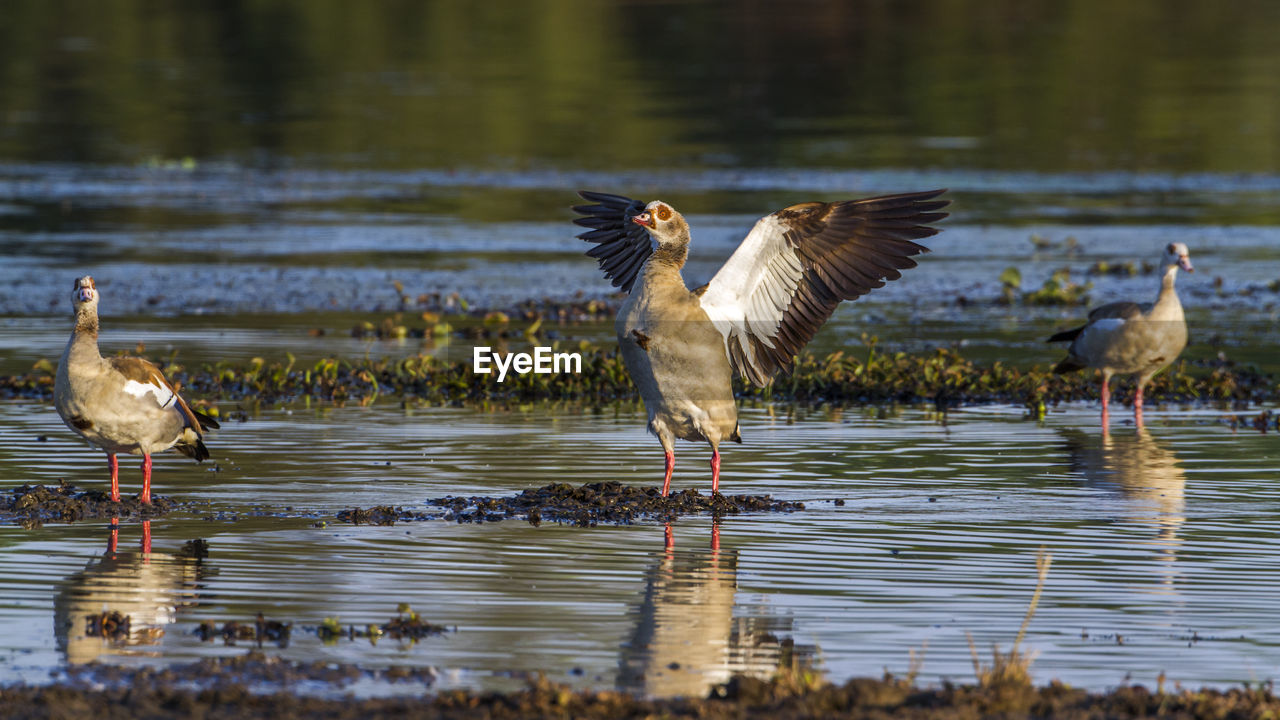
<box><xmin>54</xmin><ymin>276</ymin><xmax>219</xmax><ymax>503</ymax></box>
<box><xmin>1048</xmin><ymin>243</ymin><xmax>1193</xmax><ymax>427</ymax></box>
<box><xmin>574</xmin><ymin>190</ymin><xmax>948</xmax><ymax>495</ymax></box>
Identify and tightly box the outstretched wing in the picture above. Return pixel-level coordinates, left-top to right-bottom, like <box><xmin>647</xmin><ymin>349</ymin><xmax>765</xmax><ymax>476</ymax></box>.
<box><xmin>697</xmin><ymin>190</ymin><xmax>949</xmax><ymax>386</ymax></box>
<box><xmin>572</xmin><ymin>191</ymin><xmax>652</xmax><ymax>293</ymax></box>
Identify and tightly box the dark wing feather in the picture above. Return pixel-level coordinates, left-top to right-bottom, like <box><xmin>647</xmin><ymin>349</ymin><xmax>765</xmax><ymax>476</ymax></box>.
<box><xmin>1048</xmin><ymin>302</ymin><xmax>1146</xmax><ymax>343</ymax></box>
<box><xmin>700</xmin><ymin>189</ymin><xmax>949</xmax><ymax>385</ymax></box>
<box><xmin>1047</xmin><ymin>326</ymin><xmax>1083</xmax><ymax>343</ymax></box>
<box><xmin>572</xmin><ymin>191</ymin><xmax>652</xmax><ymax>294</ymax></box>
<box><xmin>1087</xmin><ymin>301</ymin><xmax>1147</xmax><ymax>321</ymax></box>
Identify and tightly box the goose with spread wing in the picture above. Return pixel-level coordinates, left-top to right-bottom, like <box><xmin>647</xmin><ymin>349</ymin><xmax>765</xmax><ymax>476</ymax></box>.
<box><xmin>574</xmin><ymin>190</ymin><xmax>948</xmax><ymax>495</ymax></box>
<box><xmin>1048</xmin><ymin>242</ymin><xmax>1192</xmax><ymax>428</ymax></box>
<box><xmin>54</xmin><ymin>276</ymin><xmax>219</xmax><ymax>504</ymax></box>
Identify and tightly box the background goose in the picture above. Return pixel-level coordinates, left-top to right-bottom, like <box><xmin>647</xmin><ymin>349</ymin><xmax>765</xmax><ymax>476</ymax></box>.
<box><xmin>574</xmin><ymin>190</ymin><xmax>948</xmax><ymax>495</ymax></box>
<box><xmin>1048</xmin><ymin>243</ymin><xmax>1192</xmax><ymax>427</ymax></box>
<box><xmin>54</xmin><ymin>276</ymin><xmax>219</xmax><ymax>503</ymax></box>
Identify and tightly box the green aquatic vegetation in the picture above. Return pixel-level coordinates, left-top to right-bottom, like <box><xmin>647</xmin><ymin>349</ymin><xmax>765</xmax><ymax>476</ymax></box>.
<box><xmin>2</xmin><ymin>340</ymin><xmax>1274</xmax><ymax>411</ymax></box>
<box><xmin>317</xmin><ymin>616</ymin><xmax>343</xmax><ymax>643</ymax></box>
<box><xmin>998</xmin><ymin>267</ymin><xmax>1022</xmax><ymax>304</ymax></box>
<box><xmin>996</xmin><ymin>267</ymin><xmax>1092</xmax><ymax>306</ymax></box>
<box><xmin>1024</xmin><ymin>269</ymin><xmax>1092</xmax><ymax>306</ymax></box>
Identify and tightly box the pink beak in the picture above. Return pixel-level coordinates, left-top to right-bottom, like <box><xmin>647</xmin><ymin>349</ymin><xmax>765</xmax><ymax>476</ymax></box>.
<box><xmin>76</xmin><ymin>288</ymin><xmax>94</xmax><ymax>302</ymax></box>
<box><xmin>1178</xmin><ymin>256</ymin><xmax>1194</xmax><ymax>273</ymax></box>
<box><xmin>632</xmin><ymin>212</ymin><xmax>654</xmax><ymax>229</ymax></box>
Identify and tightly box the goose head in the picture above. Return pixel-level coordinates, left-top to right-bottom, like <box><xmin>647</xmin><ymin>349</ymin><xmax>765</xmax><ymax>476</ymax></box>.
<box><xmin>71</xmin><ymin>276</ymin><xmax>99</xmax><ymax>315</ymax></box>
<box><xmin>1163</xmin><ymin>243</ymin><xmax>1193</xmax><ymax>273</ymax></box>
<box><xmin>632</xmin><ymin>201</ymin><xmax>691</xmax><ymax>249</ymax></box>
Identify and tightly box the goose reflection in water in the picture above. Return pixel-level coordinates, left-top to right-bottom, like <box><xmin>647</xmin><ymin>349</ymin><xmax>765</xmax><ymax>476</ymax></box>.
<box><xmin>1062</xmin><ymin>427</ymin><xmax>1187</xmax><ymax>587</ymax></box>
<box><xmin>53</xmin><ymin>520</ymin><xmax>209</xmax><ymax>665</ymax></box>
<box><xmin>617</xmin><ymin>520</ymin><xmax>816</xmax><ymax>698</ymax></box>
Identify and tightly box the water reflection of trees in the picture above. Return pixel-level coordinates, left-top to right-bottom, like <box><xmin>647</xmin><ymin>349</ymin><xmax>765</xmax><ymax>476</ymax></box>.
<box><xmin>617</xmin><ymin>522</ymin><xmax>815</xmax><ymax>698</ymax></box>
<box><xmin>53</xmin><ymin>522</ymin><xmax>209</xmax><ymax>665</ymax></box>
<box><xmin>0</xmin><ymin>1</ymin><xmax>1276</xmax><ymax>173</ymax></box>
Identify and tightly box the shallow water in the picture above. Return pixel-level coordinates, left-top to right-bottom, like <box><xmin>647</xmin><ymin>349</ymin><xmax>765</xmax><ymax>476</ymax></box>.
<box><xmin>3</xmin><ymin>158</ymin><xmax>1278</xmax><ymax>382</ymax></box>
<box><xmin>1</xmin><ymin>401</ymin><xmax>1278</xmax><ymax>695</ymax></box>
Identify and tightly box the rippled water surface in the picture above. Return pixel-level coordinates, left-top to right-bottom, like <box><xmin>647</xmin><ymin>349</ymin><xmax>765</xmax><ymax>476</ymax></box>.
<box><xmin>2</xmin><ymin>0</ymin><xmax>1280</xmax><ymax>699</ymax></box>
<box><xmin>1</xmin><ymin>402</ymin><xmax>1278</xmax><ymax>695</ymax></box>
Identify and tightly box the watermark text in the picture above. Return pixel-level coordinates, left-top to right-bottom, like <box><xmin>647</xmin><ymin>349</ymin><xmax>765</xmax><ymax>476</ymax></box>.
<box><xmin>473</xmin><ymin>346</ymin><xmax>583</xmax><ymax>382</ymax></box>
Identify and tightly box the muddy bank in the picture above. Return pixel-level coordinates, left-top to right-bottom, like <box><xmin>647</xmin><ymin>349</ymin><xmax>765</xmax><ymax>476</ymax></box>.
<box><xmin>337</xmin><ymin>481</ymin><xmax>804</xmax><ymax>527</ymax></box>
<box><xmin>3</xmin><ymin>342</ymin><xmax>1274</xmax><ymax>412</ymax></box>
<box><xmin>4</xmin><ymin>661</ymin><xmax>1279</xmax><ymax>720</ymax></box>
<box><xmin>0</xmin><ymin>482</ymin><xmax>177</xmax><ymax>527</ymax></box>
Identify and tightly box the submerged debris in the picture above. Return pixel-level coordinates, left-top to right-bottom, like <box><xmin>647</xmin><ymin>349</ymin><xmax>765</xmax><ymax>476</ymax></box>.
<box><xmin>315</xmin><ymin>605</ymin><xmax>448</xmax><ymax>645</ymax></box>
<box><xmin>55</xmin><ymin>649</ymin><xmax>437</xmax><ymax>690</ymax></box>
<box><xmin>85</xmin><ymin>611</ymin><xmax>130</xmax><ymax>642</ymax></box>
<box><xmin>0</xmin><ymin>482</ymin><xmax>176</xmax><ymax>527</ymax></box>
<box><xmin>196</xmin><ymin>613</ymin><xmax>292</xmax><ymax>647</ymax></box>
<box><xmin>1223</xmin><ymin>409</ymin><xmax>1279</xmax><ymax>434</ymax></box>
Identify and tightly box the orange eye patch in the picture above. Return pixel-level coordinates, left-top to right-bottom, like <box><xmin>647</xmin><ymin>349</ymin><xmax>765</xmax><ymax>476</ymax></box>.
<box><xmin>656</xmin><ymin>206</ymin><xmax>672</xmax><ymax>221</ymax></box>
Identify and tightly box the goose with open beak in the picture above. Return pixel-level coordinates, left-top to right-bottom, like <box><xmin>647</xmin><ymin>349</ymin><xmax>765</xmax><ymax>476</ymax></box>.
<box><xmin>53</xmin><ymin>276</ymin><xmax>219</xmax><ymax>503</ymax></box>
<box><xmin>574</xmin><ymin>190</ymin><xmax>949</xmax><ymax>495</ymax></box>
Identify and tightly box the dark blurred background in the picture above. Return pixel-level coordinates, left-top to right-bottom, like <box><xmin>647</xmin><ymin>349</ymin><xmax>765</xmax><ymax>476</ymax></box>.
<box><xmin>3</xmin><ymin>0</ymin><xmax>1278</xmax><ymax>173</ymax></box>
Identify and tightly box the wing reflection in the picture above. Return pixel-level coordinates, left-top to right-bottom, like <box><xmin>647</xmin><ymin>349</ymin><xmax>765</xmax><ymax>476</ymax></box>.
<box><xmin>618</xmin><ymin>522</ymin><xmax>815</xmax><ymax>698</ymax></box>
<box><xmin>1062</xmin><ymin>427</ymin><xmax>1186</xmax><ymax>583</ymax></box>
<box><xmin>53</xmin><ymin>521</ymin><xmax>209</xmax><ymax>664</ymax></box>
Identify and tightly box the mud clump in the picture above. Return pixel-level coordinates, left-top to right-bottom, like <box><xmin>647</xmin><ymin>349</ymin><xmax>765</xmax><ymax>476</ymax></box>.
<box><xmin>336</xmin><ymin>505</ymin><xmax>438</xmax><ymax>525</ymax></box>
<box><xmin>0</xmin><ymin>482</ymin><xmax>176</xmax><ymax>527</ymax></box>
<box><xmin>431</xmin><ymin>481</ymin><xmax>804</xmax><ymax>527</ymax></box>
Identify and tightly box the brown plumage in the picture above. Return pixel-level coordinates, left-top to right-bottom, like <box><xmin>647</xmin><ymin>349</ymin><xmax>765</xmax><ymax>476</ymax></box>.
<box><xmin>574</xmin><ymin>190</ymin><xmax>948</xmax><ymax>494</ymax></box>
<box><xmin>53</xmin><ymin>276</ymin><xmax>219</xmax><ymax>503</ymax></box>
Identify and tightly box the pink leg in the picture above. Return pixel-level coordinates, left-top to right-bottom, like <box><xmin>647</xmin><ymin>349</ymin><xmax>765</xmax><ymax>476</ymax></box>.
<box><xmin>710</xmin><ymin>450</ymin><xmax>721</xmax><ymax>495</ymax></box>
<box><xmin>1100</xmin><ymin>376</ymin><xmax>1110</xmax><ymax>429</ymax></box>
<box><xmin>107</xmin><ymin>454</ymin><xmax>120</xmax><ymax>502</ymax></box>
<box><xmin>1134</xmin><ymin>384</ymin><xmax>1145</xmax><ymax>428</ymax></box>
<box><xmin>142</xmin><ymin>520</ymin><xmax>152</xmax><ymax>555</ymax></box>
<box><xmin>661</xmin><ymin>450</ymin><xmax>674</xmax><ymax>496</ymax></box>
<box><xmin>140</xmin><ymin>455</ymin><xmax>152</xmax><ymax>504</ymax></box>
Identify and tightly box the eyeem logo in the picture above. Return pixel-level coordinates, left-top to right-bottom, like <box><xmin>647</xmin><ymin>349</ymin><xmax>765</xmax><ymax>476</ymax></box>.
<box><xmin>473</xmin><ymin>346</ymin><xmax>583</xmax><ymax>382</ymax></box>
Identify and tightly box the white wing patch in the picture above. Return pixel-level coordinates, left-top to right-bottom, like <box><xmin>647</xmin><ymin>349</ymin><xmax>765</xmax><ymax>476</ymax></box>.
<box><xmin>122</xmin><ymin>378</ymin><xmax>176</xmax><ymax>409</ymax></box>
<box><xmin>1086</xmin><ymin>318</ymin><xmax>1127</xmax><ymax>336</ymax></box>
<box><xmin>699</xmin><ymin>215</ymin><xmax>804</xmax><ymax>366</ymax></box>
